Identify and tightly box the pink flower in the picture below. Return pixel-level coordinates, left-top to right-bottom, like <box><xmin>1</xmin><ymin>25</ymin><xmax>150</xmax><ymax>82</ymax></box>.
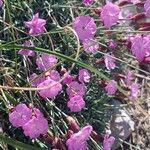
<box><xmin>73</xmin><ymin>16</ymin><xmax>97</xmax><ymax>41</ymax></box>
<box><xmin>9</xmin><ymin>104</ymin><xmax>32</xmax><ymax>128</ymax></box>
<box><xmin>67</xmin><ymin>95</ymin><xmax>85</xmax><ymax>112</ymax></box>
<box><xmin>0</xmin><ymin>0</ymin><xmax>3</xmax><ymax>7</ymax></box>
<box><xmin>63</xmin><ymin>74</ymin><xmax>74</xmax><ymax>85</ymax></box>
<box><xmin>18</xmin><ymin>41</ymin><xmax>35</xmax><ymax>56</ymax></box>
<box><xmin>78</xmin><ymin>69</ymin><xmax>90</xmax><ymax>83</ymax></box>
<box><xmin>83</xmin><ymin>0</ymin><xmax>93</xmax><ymax>6</ymax></box>
<box><xmin>124</xmin><ymin>70</ymin><xmax>134</xmax><ymax>86</ymax></box>
<box><xmin>105</xmin><ymin>80</ymin><xmax>117</xmax><ymax>95</ymax></box>
<box><xmin>144</xmin><ymin>0</ymin><xmax>150</xmax><ymax>17</ymax></box>
<box><xmin>67</xmin><ymin>81</ymin><xmax>86</xmax><ymax>98</ymax></box>
<box><xmin>103</xmin><ymin>133</ymin><xmax>115</xmax><ymax>150</ymax></box>
<box><xmin>101</xmin><ymin>2</ymin><xmax>120</xmax><ymax>28</ymax></box>
<box><xmin>130</xmin><ymin>83</ymin><xmax>140</xmax><ymax>100</ymax></box>
<box><xmin>66</xmin><ymin>125</ymin><xmax>93</xmax><ymax>150</ymax></box>
<box><xmin>82</xmin><ymin>39</ymin><xmax>99</xmax><ymax>54</ymax></box>
<box><xmin>108</xmin><ymin>40</ymin><xmax>117</xmax><ymax>49</ymax></box>
<box><xmin>23</xmin><ymin>116</ymin><xmax>48</xmax><ymax>139</ymax></box>
<box><xmin>49</xmin><ymin>70</ymin><xmax>60</xmax><ymax>81</ymax></box>
<box><xmin>130</xmin><ymin>35</ymin><xmax>150</xmax><ymax>62</ymax></box>
<box><xmin>36</xmin><ymin>54</ymin><xmax>58</xmax><ymax>71</ymax></box>
<box><xmin>104</xmin><ymin>54</ymin><xmax>116</xmax><ymax>70</ymax></box>
<box><xmin>37</xmin><ymin>78</ymin><xmax>62</xmax><ymax>99</ymax></box>
<box><xmin>25</xmin><ymin>13</ymin><xmax>46</xmax><ymax>36</ymax></box>
<box><xmin>29</xmin><ymin>73</ymin><xmax>46</xmax><ymax>87</ymax></box>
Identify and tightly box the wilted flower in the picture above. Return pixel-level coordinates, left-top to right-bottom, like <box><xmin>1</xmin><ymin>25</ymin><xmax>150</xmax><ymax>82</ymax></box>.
<box><xmin>23</xmin><ymin>116</ymin><xmax>48</xmax><ymax>139</ymax></box>
<box><xmin>36</xmin><ymin>54</ymin><xmax>58</xmax><ymax>71</ymax></box>
<box><xmin>103</xmin><ymin>133</ymin><xmax>115</xmax><ymax>150</ymax></box>
<box><xmin>67</xmin><ymin>95</ymin><xmax>85</xmax><ymax>112</ymax></box>
<box><xmin>104</xmin><ymin>54</ymin><xmax>116</xmax><ymax>70</ymax></box>
<box><xmin>82</xmin><ymin>39</ymin><xmax>99</xmax><ymax>54</ymax></box>
<box><xmin>9</xmin><ymin>104</ymin><xmax>32</xmax><ymax>127</ymax></box>
<box><xmin>83</xmin><ymin>0</ymin><xmax>93</xmax><ymax>6</ymax></box>
<box><xmin>130</xmin><ymin>83</ymin><xmax>140</xmax><ymax>100</ymax></box>
<box><xmin>67</xmin><ymin>81</ymin><xmax>86</xmax><ymax>98</ymax></box>
<box><xmin>37</xmin><ymin>77</ymin><xmax>62</xmax><ymax>99</ymax></box>
<box><xmin>25</xmin><ymin>13</ymin><xmax>46</xmax><ymax>36</ymax></box>
<box><xmin>144</xmin><ymin>0</ymin><xmax>150</xmax><ymax>17</ymax></box>
<box><xmin>73</xmin><ymin>16</ymin><xmax>97</xmax><ymax>41</ymax></box>
<box><xmin>101</xmin><ymin>2</ymin><xmax>120</xmax><ymax>28</ymax></box>
<box><xmin>105</xmin><ymin>80</ymin><xmax>117</xmax><ymax>95</ymax></box>
<box><xmin>66</xmin><ymin>125</ymin><xmax>93</xmax><ymax>150</ymax></box>
<box><xmin>78</xmin><ymin>69</ymin><xmax>90</xmax><ymax>83</ymax></box>
<box><xmin>18</xmin><ymin>41</ymin><xmax>35</xmax><ymax>56</ymax></box>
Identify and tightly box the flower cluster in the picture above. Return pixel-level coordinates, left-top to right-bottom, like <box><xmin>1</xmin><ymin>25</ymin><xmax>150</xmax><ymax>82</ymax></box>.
<box><xmin>9</xmin><ymin>104</ymin><xmax>48</xmax><ymax>139</ymax></box>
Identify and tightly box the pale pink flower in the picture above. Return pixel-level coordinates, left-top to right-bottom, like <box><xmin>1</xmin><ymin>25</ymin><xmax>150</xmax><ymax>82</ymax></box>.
<box><xmin>37</xmin><ymin>78</ymin><xmax>62</xmax><ymax>99</ymax></box>
<box><xmin>36</xmin><ymin>54</ymin><xmax>58</xmax><ymax>71</ymax></box>
<box><xmin>103</xmin><ymin>133</ymin><xmax>115</xmax><ymax>150</ymax></box>
<box><xmin>83</xmin><ymin>0</ymin><xmax>93</xmax><ymax>6</ymax></box>
<box><xmin>101</xmin><ymin>2</ymin><xmax>120</xmax><ymax>28</ymax></box>
<box><xmin>18</xmin><ymin>41</ymin><xmax>35</xmax><ymax>56</ymax></box>
<box><xmin>105</xmin><ymin>80</ymin><xmax>117</xmax><ymax>95</ymax></box>
<box><xmin>82</xmin><ymin>39</ymin><xmax>99</xmax><ymax>54</ymax></box>
<box><xmin>66</xmin><ymin>125</ymin><xmax>93</xmax><ymax>150</ymax></box>
<box><xmin>78</xmin><ymin>69</ymin><xmax>90</xmax><ymax>83</ymax></box>
<box><xmin>23</xmin><ymin>116</ymin><xmax>48</xmax><ymax>139</ymax></box>
<box><xmin>25</xmin><ymin>13</ymin><xmax>46</xmax><ymax>36</ymax></box>
<box><xmin>104</xmin><ymin>54</ymin><xmax>116</xmax><ymax>70</ymax></box>
<box><xmin>9</xmin><ymin>104</ymin><xmax>32</xmax><ymax>127</ymax></box>
<box><xmin>67</xmin><ymin>95</ymin><xmax>85</xmax><ymax>112</ymax></box>
<box><xmin>130</xmin><ymin>83</ymin><xmax>140</xmax><ymax>100</ymax></box>
<box><xmin>67</xmin><ymin>81</ymin><xmax>86</xmax><ymax>98</ymax></box>
<box><xmin>144</xmin><ymin>0</ymin><xmax>150</xmax><ymax>17</ymax></box>
<box><xmin>73</xmin><ymin>16</ymin><xmax>97</xmax><ymax>41</ymax></box>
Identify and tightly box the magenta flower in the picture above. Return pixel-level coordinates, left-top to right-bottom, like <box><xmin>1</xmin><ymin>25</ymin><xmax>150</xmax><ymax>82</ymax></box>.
<box><xmin>73</xmin><ymin>16</ymin><xmax>97</xmax><ymax>41</ymax></box>
<box><xmin>105</xmin><ymin>80</ymin><xmax>117</xmax><ymax>95</ymax></box>
<box><xmin>9</xmin><ymin>104</ymin><xmax>32</xmax><ymax>128</ymax></box>
<box><xmin>67</xmin><ymin>95</ymin><xmax>85</xmax><ymax>112</ymax></box>
<box><xmin>104</xmin><ymin>54</ymin><xmax>116</xmax><ymax>70</ymax></box>
<box><xmin>144</xmin><ymin>0</ymin><xmax>150</xmax><ymax>17</ymax></box>
<box><xmin>124</xmin><ymin>70</ymin><xmax>134</xmax><ymax>86</ymax></box>
<box><xmin>108</xmin><ymin>40</ymin><xmax>117</xmax><ymax>50</ymax></box>
<box><xmin>37</xmin><ymin>78</ymin><xmax>62</xmax><ymax>99</ymax></box>
<box><xmin>18</xmin><ymin>41</ymin><xmax>35</xmax><ymax>56</ymax></box>
<box><xmin>67</xmin><ymin>81</ymin><xmax>86</xmax><ymax>98</ymax></box>
<box><xmin>130</xmin><ymin>83</ymin><xmax>140</xmax><ymax>100</ymax></box>
<box><xmin>101</xmin><ymin>2</ymin><xmax>120</xmax><ymax>28</ymax></box>
<box><xmin>49</xmin><ymin>70</ymin><xmax>60</xmax><ymax>81</ymax></box>
<box><xmin>66</xmin><ymin>125</ymin><xmax>93</xmax><ymax>150</ymax></box>
<box><xmin>63</xmin><ymin>74</ymin><xmax>74</xmax><ymax>85</ymax></box>
<box><xmin>36</xmin><ymin>54</ymin><xmax>58</xmax><ymax>71</ymax></box>
<box><xmin>130</xmin><ymin>35</ymin><xmax>150</xmax><ymax>62</ymax></box>
<box><xmin>23</xmin><ymin>116</ymin><xmax>48</xmax><ymax>139</ymax></box>
<box><xmin>29</xmin><ymin>73</ymin><xmax>46</xmax><ymax>87</ymax></box>
<box><xmin>83</xmin><ymin>0</ymin><xmax>93</xmax><ymax>6</ymax></box>
<box><xmin>25</xmin><ymin>13</ymin><xmax>46</xmax><ymax>36</ymax></box>
<box><xmin>82</xmin><ymin>39</ymin><xmax>99</xmax><ymax>54</ymax></box>
<box><xmin>103</xmin><ymin>133</ymin><xmax>115</xmax><ymax>150</ymax></box>
<box><xmin>78</xmin><ymin>69</ymin><xmax>90</xmax><ymax>83</ymax></box>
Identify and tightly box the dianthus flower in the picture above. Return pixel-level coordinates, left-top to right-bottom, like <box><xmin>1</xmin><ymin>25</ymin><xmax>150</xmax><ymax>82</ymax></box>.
<box><xmin>66</xmin><ymin>125</ymin><xmax>93</xmax><ymax>150</ymax></box>
<box><xmin>83</xmin><ymin>0</ymin><xmax>93</xmax><ymax>6</ymax></box>
<box><xmin>144</xmin><ymin>0</ymin><xmax>150</xmax><ymax>17</ymax></box>
<box><xmin>25</xmin><ymin>13</ymin><xmax>46</xmax><ymax>36</ymax></box>
<box><xmin>73</xmin><ymin>16</ymin><xmax>97</xmax><ymax>41</ymax></box>
<box><xmin>105</xmin><ymin>80</ymin><xmax>117</xmax><ymax>95</ymax></box>
<box><xmin>67</xmin><ymin>95</ymin><xmax>85</xmax><ymax>112</ymax></box>
<box><xmin>130</xmin><ymin>83</ymin><xmax>140</xmax><ymax>100</ymax></box>
<box><xmin>124</xmin><ymin>70</ymin><xmax>134</xmax><ymax>86</ymax></box>
<box><xmin>63</xmin><ymin>74</ymin><xmax>74</xmax><ymax>85</ymax></box>
<box><xmin>101</xmin><ymin>2</ymin><xmax>120</xmax><ymax>28</ymax></box>
<box><xmin>130</xmin><ymin>35</ymin><xmax>150</xmax><ymax>62</ymax></box>
<box><xmin>36</xmin><ymin>54</ymin><xmax>58</xmax><ymax>71</ymax></box>
<box><xmin>9</xmin><ymin>104</ymin><xmax>32</xmax><ymax>127</ymax></box>
<box><xmin>67</xmin><ymin>81</ymin><xmax>86</xmax><ymax>98</ymax></box>
<box><xmin>18</xmin><ymin>41</ymin><xmax>35</xmax><ymax>56</ymax></box>
<box><xmin>37</xmin><ymin>77</ymin><xmax>62</xmax><ymax>99</ymax></box>
<box><xmin>78</xmin><ymin>69</ymin><xmax>90</xmax><ymax>83</ymax></box>
<box><xmin>49</xmin><ymin>70</ymin><xmax>60</xmax><ymax>81</ymax></box>
<box><xmin>82</xmin><ymin>39</ymin><xmax>99</xmax><ymax>54</ymax></box>
<box><xmin>103</xmin><ymin>133</ymin><xmax>115</xmax><ymax>150</ymax></box>
<box><xmin>104</xmin><ymin>54</ymin><xmax>116</xmax><ymax>70</ymax></box>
